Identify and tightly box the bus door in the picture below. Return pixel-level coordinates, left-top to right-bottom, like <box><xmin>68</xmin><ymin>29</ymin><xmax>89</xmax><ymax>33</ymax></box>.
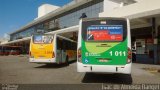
<box><xmin>61</xmin><ymin>39</ymin><xmax>67</xmax><ymax>63</ymax></box>
<box><xmin>56</xmin><ymin>37</ymin><xmax>63</xmax><ymax>63</ymax></box>
<box><xmin>56</xmin><ymin>36</ymin><xmax>69</xmax><ymax>63</ymax></box>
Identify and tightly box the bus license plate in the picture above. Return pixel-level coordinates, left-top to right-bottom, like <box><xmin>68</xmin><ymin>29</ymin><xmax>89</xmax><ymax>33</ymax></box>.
<box><xmin>38</xmin><ymin>56</ymin><xmax>45</xmax><ymax>58</ymax></box>
<box><xmin>99</xmin><ymin>59</ymin><xmax>109</xmax><ymax>62</ymax></box>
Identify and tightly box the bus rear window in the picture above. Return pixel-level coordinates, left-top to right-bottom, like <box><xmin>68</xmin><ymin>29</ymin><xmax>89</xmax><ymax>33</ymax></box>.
<box><xmin>86</xmin><ymin>25</ymin><xmax>123</xmax><ymax>41</ymax></box>
<box><xmin>33</xmin><ymin>35</ymin><xmax>53</xmax><ymax>44</ymax></box>
<box><xmin>82</xmin><ymin>18</ymin><xmax>127</xmax><ymax>42</ymax></box>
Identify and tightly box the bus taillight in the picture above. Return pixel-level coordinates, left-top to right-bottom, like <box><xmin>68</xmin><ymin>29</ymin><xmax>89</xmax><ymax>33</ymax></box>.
<box><xmin>29</xmin><ymin>51</ymin><xmax>31</xmax><ymax>56</ymax></box>
<box><xmin>52</xmin><ymin>52</ymin><xmax>55</xmax><ymax>58</ymax></box>
<box><xmin>78</xmin><ymin>48</ymin><xmax>82</xmax><ymax>62</ymax></box>
<box><xmin>29</xmin><ymin>52</ymin><xmax>34</xmax><ymax>58</ymax></box>
<box><xmin>127</xmin><ymin>47</ymin><xmax>132</xmax><ymax>63</ymax></box>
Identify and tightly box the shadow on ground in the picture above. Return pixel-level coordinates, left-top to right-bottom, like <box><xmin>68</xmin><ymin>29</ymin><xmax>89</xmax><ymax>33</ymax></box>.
<box><xmin>34</xmin><ymin>60</ymin><xmax>76</xmax><ymax>68</ymax></box>
<box><xmin>82</xmin><ymin>73</ymin><xmax>132</xmax><ymax>84</ymax></box>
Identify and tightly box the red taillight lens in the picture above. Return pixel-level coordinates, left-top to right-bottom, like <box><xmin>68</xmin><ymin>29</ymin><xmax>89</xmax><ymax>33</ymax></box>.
<box><xmin>29</xmin><ymin>51</ymin><xmax>34</xmax><ymax>58</ymax></box>
<box><xmin>29</xmin><ymin>51</ymin><xmax>31</xmax><ymax>56</ymax></box>
<box><xmin>127</xmin><ymin>47</ymin><xmax>132</xmax><ymax>63</ymax></box>
<box><xmin>78</xmin><ymin>48</ymin><xmax>82</xmax><ymax>62</ymax></box>
<box><xmin>52</xmin><ymin>52</ymin><xmax>55</xmax><ymax>58</ymax></box>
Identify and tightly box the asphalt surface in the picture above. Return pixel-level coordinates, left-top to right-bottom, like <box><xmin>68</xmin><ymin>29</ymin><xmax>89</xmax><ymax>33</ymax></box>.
<box><xmin>0</xmin><ymin>55</ymin><xmax>160</xmax><ymax>84</ymax></box>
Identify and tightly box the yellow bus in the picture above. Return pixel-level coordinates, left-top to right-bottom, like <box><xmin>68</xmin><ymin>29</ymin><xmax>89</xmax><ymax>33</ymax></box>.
<box><xmin>29</xmin><ymin>34</ymin><xmax>77</xmax><ymax>64</ymax></box>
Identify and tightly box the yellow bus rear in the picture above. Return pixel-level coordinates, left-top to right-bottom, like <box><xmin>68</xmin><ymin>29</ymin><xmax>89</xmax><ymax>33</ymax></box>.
<box><xmin>29</xmin><ymin>34</ymin><xmax>55</xmax><ymax>63</ymax></box>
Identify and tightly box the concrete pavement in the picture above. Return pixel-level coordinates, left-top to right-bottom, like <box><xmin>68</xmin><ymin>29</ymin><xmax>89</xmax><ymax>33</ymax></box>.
<box><xmin>0</xmin><ymin>55</ymin><xmax>160</xmax><ymax>84</ymax></box>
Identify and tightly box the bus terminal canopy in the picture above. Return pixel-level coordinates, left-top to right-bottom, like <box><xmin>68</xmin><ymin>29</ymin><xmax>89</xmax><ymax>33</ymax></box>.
<box><xmin>1</xmin><ymin>37</ymin><xmax>31</xmax><ymax>45</ymax></box>
<box><xmin>1</xmin><ymin>25</ymin><xmax>79</xmax><ymax>45</ymax></box>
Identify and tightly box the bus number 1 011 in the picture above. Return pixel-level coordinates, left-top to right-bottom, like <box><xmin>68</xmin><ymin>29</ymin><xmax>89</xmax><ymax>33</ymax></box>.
<box><xmin>109</xmin><ymin>51</ymin><xmax>126</xmax><ymax>56</ymax></box>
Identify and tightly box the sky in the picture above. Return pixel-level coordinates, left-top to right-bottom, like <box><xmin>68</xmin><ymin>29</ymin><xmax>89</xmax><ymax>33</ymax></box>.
<box><xmin>0</xmin><ymin>0</ymin><xmax>72</xmax><ymax>38</ymax></box>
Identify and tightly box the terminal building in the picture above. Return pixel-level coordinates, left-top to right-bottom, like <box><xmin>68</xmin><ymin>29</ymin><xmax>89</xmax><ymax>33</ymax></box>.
<box><xmin>1</xmin><ymin>0</ymin><xmax>160</xmax><ymax>64</ymax></box>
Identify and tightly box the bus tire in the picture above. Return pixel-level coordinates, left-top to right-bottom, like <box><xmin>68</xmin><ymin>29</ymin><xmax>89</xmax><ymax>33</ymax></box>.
<box><xmin>125</xmin><ymin>74</ymin><xmax>132</xmax><ymax>84</ymax></box>
<box><xmin>66</xmin><ymin>56</ymin><xmax>69</xmax><ymax>65</ymax></box>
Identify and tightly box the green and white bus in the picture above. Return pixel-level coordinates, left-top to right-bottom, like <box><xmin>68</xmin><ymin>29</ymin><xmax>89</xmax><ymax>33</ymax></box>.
<box><xmin>77</xmin><ymin>17</ymin><xmax>131</xmax><ymax>74</ymax></box>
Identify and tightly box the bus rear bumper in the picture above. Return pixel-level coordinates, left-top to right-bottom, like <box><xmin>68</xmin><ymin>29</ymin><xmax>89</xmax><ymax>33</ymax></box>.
<box><xmin>29</xmin><ymin>58</ymin><xmax>56</xmax><ymax>63</ymax></box>
<box><xmin>77</xmin><ymin>62</ymin><xmax>131</xmax><ymax>74</ymax></box>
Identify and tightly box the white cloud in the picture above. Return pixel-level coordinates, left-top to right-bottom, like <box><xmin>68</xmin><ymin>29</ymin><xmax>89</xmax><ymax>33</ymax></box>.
<box><xmin>3</xmin><ymin>33</ymin><xmax>10</xmax><ymax>40</ymax></box>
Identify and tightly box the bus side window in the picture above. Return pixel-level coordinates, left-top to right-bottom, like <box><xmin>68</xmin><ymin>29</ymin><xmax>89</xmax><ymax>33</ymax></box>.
<box><xmin>62</xmin><ymin>39</ymin><xmax>69</xmax><ymax>52</ymax></box>
<box><xmin>67</xmin><ymin>40</ymin><xmax>72</xmax><ymax>50</ymax></box>
<box><xmin>72</xmin><ymin>42</ymin><xmax>76</xmax><ymax>50</ymax></box>
<box><xmin>62</xmin><ymin>39</ymin><xmax>65</xmax><ymax>51</ymax></box>
<box><xmin>57</xmin><ymin>37</ymin><xmax>62</xmax><ymax>50</ymax></box>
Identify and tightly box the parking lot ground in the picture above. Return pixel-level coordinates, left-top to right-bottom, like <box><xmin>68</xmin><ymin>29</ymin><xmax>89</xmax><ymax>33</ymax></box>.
<box><xmin>0</xmin><ymin>55</ymin><xmax>160</xmax><ymax>84</ymax></box>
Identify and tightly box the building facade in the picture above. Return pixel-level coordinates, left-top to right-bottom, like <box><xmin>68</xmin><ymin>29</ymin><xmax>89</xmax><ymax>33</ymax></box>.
<box><xmin>2</xmin><ymin>0</ymin><xmax>160</xmax><ymax>64</ymax></box>
<box><xmin>10</xmin><ymin>0</ymin><xmax>104</xmax><ymax>41</ymax></box>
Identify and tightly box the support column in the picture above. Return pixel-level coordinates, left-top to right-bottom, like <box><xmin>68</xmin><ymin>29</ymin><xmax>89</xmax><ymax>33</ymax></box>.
<box><xmin>158</xmin><ymin>25</ymin><xmax>160</xmax><ymax>64</ymax></box>
<box><xmin>152</xmin><ymin>17</ymin><xmax>158</xmax><ymax>64</ymax></box>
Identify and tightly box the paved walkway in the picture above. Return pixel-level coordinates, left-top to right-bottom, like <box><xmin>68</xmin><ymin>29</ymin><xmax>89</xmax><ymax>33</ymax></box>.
<box><xmin>132</xmin><ymin>63</ymin><xmax>160</xmax><ymax>84</ymax></box>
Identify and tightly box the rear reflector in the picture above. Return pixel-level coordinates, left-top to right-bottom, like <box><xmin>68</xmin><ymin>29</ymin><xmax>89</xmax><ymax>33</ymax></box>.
<box><xmin>78</xmin><ymin>48</ymin><xmax>82</xmax><ymax>62</ymax></box>
<box><xmin>52</xmin><ymin>52</ymin><xmax>55</xmax><ymax>58</ymax></box>
<box><xmin>29</xmin><ymin>51</ymin><xmax>31</xmax><ymax>56</ymax></box>
<box><xmin>127</xmin><ymin>47</ymin><xmax>132</xmax><ymax>63</ymax></box>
